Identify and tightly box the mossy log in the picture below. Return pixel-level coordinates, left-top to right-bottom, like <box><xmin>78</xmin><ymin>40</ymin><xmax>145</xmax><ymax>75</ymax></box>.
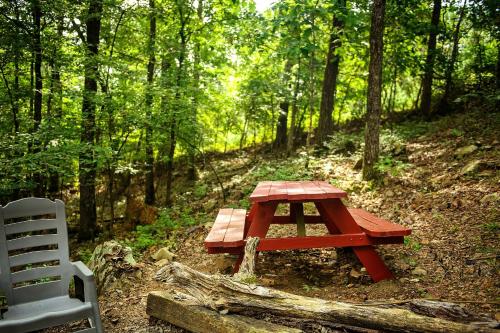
<box><xmin>152</xmin><ymin>262</ymin><xmax>496</xmax><ymax>333</ymax></box>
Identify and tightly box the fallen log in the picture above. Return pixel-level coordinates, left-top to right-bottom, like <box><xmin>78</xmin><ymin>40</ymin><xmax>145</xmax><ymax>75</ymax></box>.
<box><xmin>152</xmin><ymin>262</ymin><xmax>497</xmax><ymax>333</ymax></box>
<box><xmin>147</xmin><ymin>291</ymin><xmax>301</xmax><ymax>333</ymax></box>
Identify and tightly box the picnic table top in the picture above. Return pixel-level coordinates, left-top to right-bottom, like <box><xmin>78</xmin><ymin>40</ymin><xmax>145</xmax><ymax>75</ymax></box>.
<box><xmin>249</xmin><ymin>180</ymin><xmax>347</xmax><ymax>203</ymax></box>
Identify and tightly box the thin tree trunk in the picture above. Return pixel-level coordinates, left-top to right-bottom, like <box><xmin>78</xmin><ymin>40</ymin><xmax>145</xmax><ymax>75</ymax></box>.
<box><xmin>441</xmin><ymin>0</ymin><xmax>466</xmax><ymax>110</ymax></box>
<box><xmin>145</xmin><ymin>0</ymin><xmax>156</xmax><ymax>205</ymax></box>
<box><xmin>32</xmin><ymin>0</ymin><xmax>44</xmax><ymax>197</ymax></box>
<box><xmin>274</xmin><ymin>60</ymin><xmax>292</xmax><ymax>148</ymax></box>
<box><xmin>317</xmin><ymin>0</ymin><xmax>346</xmax><ymax>145</ymax></box>
<box><xmin>166</xmin><ymin>16</ymin><xmax>187</xmax><ymax>207</ymax></box>
<box><xmin>362</xmin><ymin>0</ymin><xmax>385</xmax><ymax>181</ymax></box>
<box><xmin>48</xmin><ymin>17</ymin><xmax>64</xmax><ymax>197</ymax></box>
<box><xmin>287</xmin><ymin>58</ymin><xmax>301</xmax><ymax>154</ymax></box>
<box><xmin>187</xmin><ymin>0</ymin><xmax>203</xmax><ymax>181</ymax></box>
<box><xmin>419</xmin><ymin>0</ymin><xmax>442</xmax><ymax>117</ymax></box>
<box><xmin>79</xmin><ymin>0</ymin><xmax>103</xmax><ymax>241</ymax></box>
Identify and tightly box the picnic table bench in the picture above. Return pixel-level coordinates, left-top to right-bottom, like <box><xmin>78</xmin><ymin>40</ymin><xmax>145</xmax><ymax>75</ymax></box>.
<box><xmin>205</xmin><ymin>181</ymin><xmax>411</xmax><ymax>282</ymax></box>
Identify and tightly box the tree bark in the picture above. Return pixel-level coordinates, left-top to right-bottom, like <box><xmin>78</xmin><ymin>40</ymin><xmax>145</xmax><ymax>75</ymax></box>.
<box><xmin>32</xmin><ymin>0</ymin><xmax>44</xmax><ymax>197</ymax></box>
<box><xmin>48</xmin><ymin>16</ymin><xmax>64</xmax><ymax>197</ymax></box>
<box><xmin>148</xmin><ymin>291</ymin><xmax>301</xmax><ymax>333</ymax></box>
<box><xmin>274</xmin><ymin>61</ymin><xmax>292</xmax><ymax>148</ymax></box>
<box><xmin>145</xmin><ymin>0</ymin><xmax>156</xmax><ymax>205</ymax></box>
<box><xmin>287</xmin><ymin>58</ymin><xmax>301</xmax><ymax>154</ymax></box>
<box><xmin>166</xmin><ymin>8</ymin><xmax>188</xmax><ymax>207</ymax></box>
<box><xmin>440</xmin><ymin>0</ymin><xmax>466</xmax><ymax>111</ymax></box>
<box><xmin>317</xmin><ymin>0</ymin><xmax>346</xmax><ymax>145</ymax></box>
<box><xmin>79</xmin><ymin>0</ymin><xmax>102</xmax><ymax>241</ymax></box>
<box><xmin>419</xmin><ymin>0</ymin><xmax>442</xmax><ymax>117</ymax></box>
<box><xmin>362</xmin><ymin>0</ymin><xmax>385</xmax><ymax>181</ymax></box>
<box><xmin>152</xmin><ymin>262</ymin><xmax>493</xmax><ymax>333</ymax></box>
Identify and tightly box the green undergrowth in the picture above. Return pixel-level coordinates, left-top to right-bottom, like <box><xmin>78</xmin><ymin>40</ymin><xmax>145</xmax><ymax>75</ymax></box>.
<box><xmin>126</xmin><ymin>206</ymin><xmax>207</xmax><ymax>253</ymax></box>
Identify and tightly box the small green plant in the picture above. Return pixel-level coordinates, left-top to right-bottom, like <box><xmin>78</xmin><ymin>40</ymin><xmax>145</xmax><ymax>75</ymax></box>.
<box><xmin>77</xmin><ymin>248</ymin><xmax>93</xmax><ymax>263</ymax></box>
<box><xmin>482</xmin><ymin>222</ymin><xmax>499</xmax><ymax>232</ymax></box>
<box><xmin>404</xmin><ymin>237</ymin><xmax>422</xmax><ymax>251</ymax></box>
<box><xmin>450</xmin><ymin>128</ymin><xmax>464</xmax><ymax>137</ymax></box>
<box><xmin>375</xmin><ymin>156</ymin><xmax>409</xmax><ymax>177</ymax></box>
<box><xmin>194</xmin><ymin>184</ymin><xmax>208</xmax><ymax>199</ymax></box>
<box><xmin>239</xmin><ymin>198</ymin><xmax>251</xmax><ymax>209</ymax></box>
<box><xmin>302</xmin><ymin>284</ymin><xmax>318</xmax><ymax>292</ymax></box>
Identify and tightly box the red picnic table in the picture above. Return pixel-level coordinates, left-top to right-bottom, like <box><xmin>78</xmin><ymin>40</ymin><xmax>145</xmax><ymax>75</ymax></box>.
<box><xmin>204</xmin><ymin>180</ymin><xmax>411</xmax><ymax>282</ymax></box>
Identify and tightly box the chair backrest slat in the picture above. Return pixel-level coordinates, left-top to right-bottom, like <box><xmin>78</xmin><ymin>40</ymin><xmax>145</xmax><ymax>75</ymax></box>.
<box><xmin>11</xmin><ymin>280</ymin><xmax>63</xmax><ymax>304</ymax></box>
<box><xmin>2</xmin><ymin>198</ymin><xmax>58</xmax><ymax>220</ymax></box>
<box><xmin>7</xmin><ymin>234</ymin><xmax>60</xmax><ymax>251</ymax></box>
<box><xmin>11</xmin><ymin>266</ymin><xmax>61</xmax><ymax>284</ymax></box>
<box><xmin>0</xmin><ymin>198</ymin><xmax>71</xmax><ymax>306</ymax></box>
<box><xmin>5</xmin><ymin>219</ymin><xmax>59</xmax><ymax>235</ymax></box>
<box><xmin>9</xmin><ymin>249</ymin><xmax>60</xmax><ymax>268</ymax></box>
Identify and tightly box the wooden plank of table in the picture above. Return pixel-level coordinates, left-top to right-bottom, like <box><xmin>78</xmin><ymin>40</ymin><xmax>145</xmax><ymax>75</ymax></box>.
<box><xmin>267</xmin><ymin>181</ymin><xmax>289</xmax><ymax>201</ymax></box>
<box><xmin>257</xmin><ymin>234</ymin><xmax>370</xmax><ymax>251</ymax></box>
<box><xmin>249</xmin><ymin>182</ymin><xmax>273</xmax><ymax>202</ymax></box>
<box><xmin>223</xmin><ymin>209</ymin><xmax>247</xmax><ymax>247</ymax></box>
<box><xmin>204</xmin><ymin>208</ymin><xmax>233</xmax><ymax>247</ymax></box>
<box><xmin>314</xmin><ymin>181</ymin><xmax>347</xmax><ymax>198</ymax></box>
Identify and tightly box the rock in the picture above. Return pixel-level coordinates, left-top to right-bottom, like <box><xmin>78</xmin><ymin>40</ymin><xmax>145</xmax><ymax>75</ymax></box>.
<box><xmin>481</xmin><ymin>193</ymin><xmax>499</xmax><ymax>203</ymax></box>
<box><xmin>460</xmin><ymin>160</ymin><xmax>481</xmax><ymax>175</ymax></box>
<box><xmin>454</xmin><ymin>145</ymin><xmax>478</xmax><ymax>158</ymax></box>
<box><xmin>350</xmin><ymin>268</ymin><xmax>361</xmax><ymax>279</ymax></box>
<box><xmin>399</xmin><ymin>277</ymin><xmax>410</xmax><ymax>283</ymax></box>
<box><xmin>88</xmin><ymin>241</ymin><xmax>138</xmax><ymax>295</ymax></box>
<box><xmin>152</xmin><ymin>247</ymin><xmax>175</xmax><ymax>262</ymax></box>
<box><xmin>386</xmin><ymin>190</ymin><xmax>395</xmax><ymax>197</ymax></box>
<box><xmin>411</xmin><ymin>267</ymin><xmax>427</xmax><ymax>276</ymax></box>
<box><xmin>155</xmin><ymin>258</ymin><xmax>171</xmax><ymax>267</ymax></box>
<box><xmin>353</xmin><ymin>158</ymin><xmax>363</xmax><ymax>170</ymax></box>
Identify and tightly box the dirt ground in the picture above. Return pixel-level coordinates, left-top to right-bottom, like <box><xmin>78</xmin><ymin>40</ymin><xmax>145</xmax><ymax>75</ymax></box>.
<box><xmin>45</xmin><ymin>110</ymin><xmax>499</xmax><ymax>332</ymax></box>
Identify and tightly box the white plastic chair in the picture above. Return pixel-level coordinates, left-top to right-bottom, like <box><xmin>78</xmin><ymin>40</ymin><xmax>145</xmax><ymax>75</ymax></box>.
<box><xmin>0</xmin><ymin>198</ymin><xmax>103</xmax><ymax>333</ymax></box>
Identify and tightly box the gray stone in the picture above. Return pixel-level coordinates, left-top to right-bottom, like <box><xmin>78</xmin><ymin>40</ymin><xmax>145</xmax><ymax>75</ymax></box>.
<box><xmin>460</xmin><ymin>160</ymin><xmax>481</xmax><ymax>175</ymax></box>
<box><xmin>454</xmin><ymin>145</ymin><xmax>478</xmax><ymax>158</ymax></box>
<box><xmin>152</xmin><ymin>247</ymin><xmax>175</xmax><ymax>262</ymax></box>
<box><xmin>411</xmin><ymin>267</ymin><xmax>427</xmax><ymax>276</ymax></box>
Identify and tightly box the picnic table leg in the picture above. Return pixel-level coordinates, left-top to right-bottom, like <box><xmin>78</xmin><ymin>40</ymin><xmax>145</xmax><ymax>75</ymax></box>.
<box><xmin>246</xmin><ymin>202</ymin><xmax>278</xmax><ymax>238</ymax></box>
<box><xmin>290</xmin><ymin>203</ymin><xmax>306</xmax><ymax>237</ymax></box>
<box><xmin>233</xmin><ymin>252</ymin><xmax>244</xmax><ymax>274</ymax></box>
<box><xmin>317</xmin><ymin>199</ymin><xmax>393</xmax><ymax>282</ymax></box>
<box><xmin>314</xmin><ymin>202</ymin><xmax>341</xmax><ymax>234</ymax></box>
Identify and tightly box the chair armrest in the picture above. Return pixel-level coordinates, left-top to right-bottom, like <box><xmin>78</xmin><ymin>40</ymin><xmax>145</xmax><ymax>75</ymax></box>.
<box><xmin>71</xmin><ymin>261</ymin><xmax>94</xmax><ymax>282</ymax></box>
<box><xmin>71</xmin><ymin>261</ymin><xmax>99</xmax><ymax>302</ymax></box>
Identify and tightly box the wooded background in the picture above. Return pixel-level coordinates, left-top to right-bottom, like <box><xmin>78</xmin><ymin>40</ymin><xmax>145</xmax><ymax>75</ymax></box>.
<box><xmin>0</xmin><ymin>0</ymin><xmax>498</xmax><ymax>239</ymax></box>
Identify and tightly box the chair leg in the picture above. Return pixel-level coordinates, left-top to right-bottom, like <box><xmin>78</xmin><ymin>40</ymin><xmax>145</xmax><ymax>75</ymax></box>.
<box><xmin>91</xmin><ymin>302</ymin><xmax>104</xmax><ymax>333</ymax></box>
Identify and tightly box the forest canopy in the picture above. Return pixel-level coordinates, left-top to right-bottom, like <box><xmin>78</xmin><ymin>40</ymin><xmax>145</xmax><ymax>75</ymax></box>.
<box><xmin>0</xmin><ymin>0</ymin><xmax>498</xmax><ymax>239</ymax></box>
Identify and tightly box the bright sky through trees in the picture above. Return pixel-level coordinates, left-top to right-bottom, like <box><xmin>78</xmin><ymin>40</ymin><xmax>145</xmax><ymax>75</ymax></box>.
<box><xmin>254</xmin><ymin>0</ymin><xmax>274</xmax><ymax>12</ymax></box>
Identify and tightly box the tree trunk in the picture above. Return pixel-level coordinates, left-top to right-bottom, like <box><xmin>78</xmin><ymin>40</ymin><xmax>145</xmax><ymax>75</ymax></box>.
<box><xmin>419</xmin><ymin>0</ymin><xmax>442</xmax><ymax>117</ymax></box>
<box><xmin>79</xmin><ymin>0</ymin><xmax>102</xmax><ymax>241</ymax></box>
<box><xmin>362</xmin><ymin>0</ymin><xmax>385</xmax><ymax>181</ymax></box>
<box><xmin>186</xmin><ymin>0</ymin><xmax>204</xmax><ymax>181</ymax></box>
<box><xmin>152</xmin><ymin>262</ymin><xmax>494</xmax><ymax>333</ymax></box>
<box><xmin>287</xmin><ymin>58</ymin><xmax>301</xmax><ymax>154</ymax></box>
<box><xmin>32</xmin><ymin>0</ymin><xmax>44</xmax><ymax>197</ymax></box>
<box><xmin>274</xmin><ymin>61</ymin><xmax>292</xmax><ymax>148</ymax></box>
<box><xmin>166</xmin><ymin>21</ymin><xmax>187</xmax><ymax>207</ymax></box>
<box><xmin>145</xmin><ymin>0</ymin><xmax>156</xmax><ymax>205</ymax></box>
<box><xmin>48</xmin><ymin>16</ymin><xmax>64</xmax><ymax>197</ymax></box>
<box><xmin>441</xmin><ymin>0</ymin><xmax>466</xmax><ymax>111</ymax></box>
<box><xmin>317</xmin><ymin>0</ymin><xmax>346</xmax><ymax>145</ymax></box>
